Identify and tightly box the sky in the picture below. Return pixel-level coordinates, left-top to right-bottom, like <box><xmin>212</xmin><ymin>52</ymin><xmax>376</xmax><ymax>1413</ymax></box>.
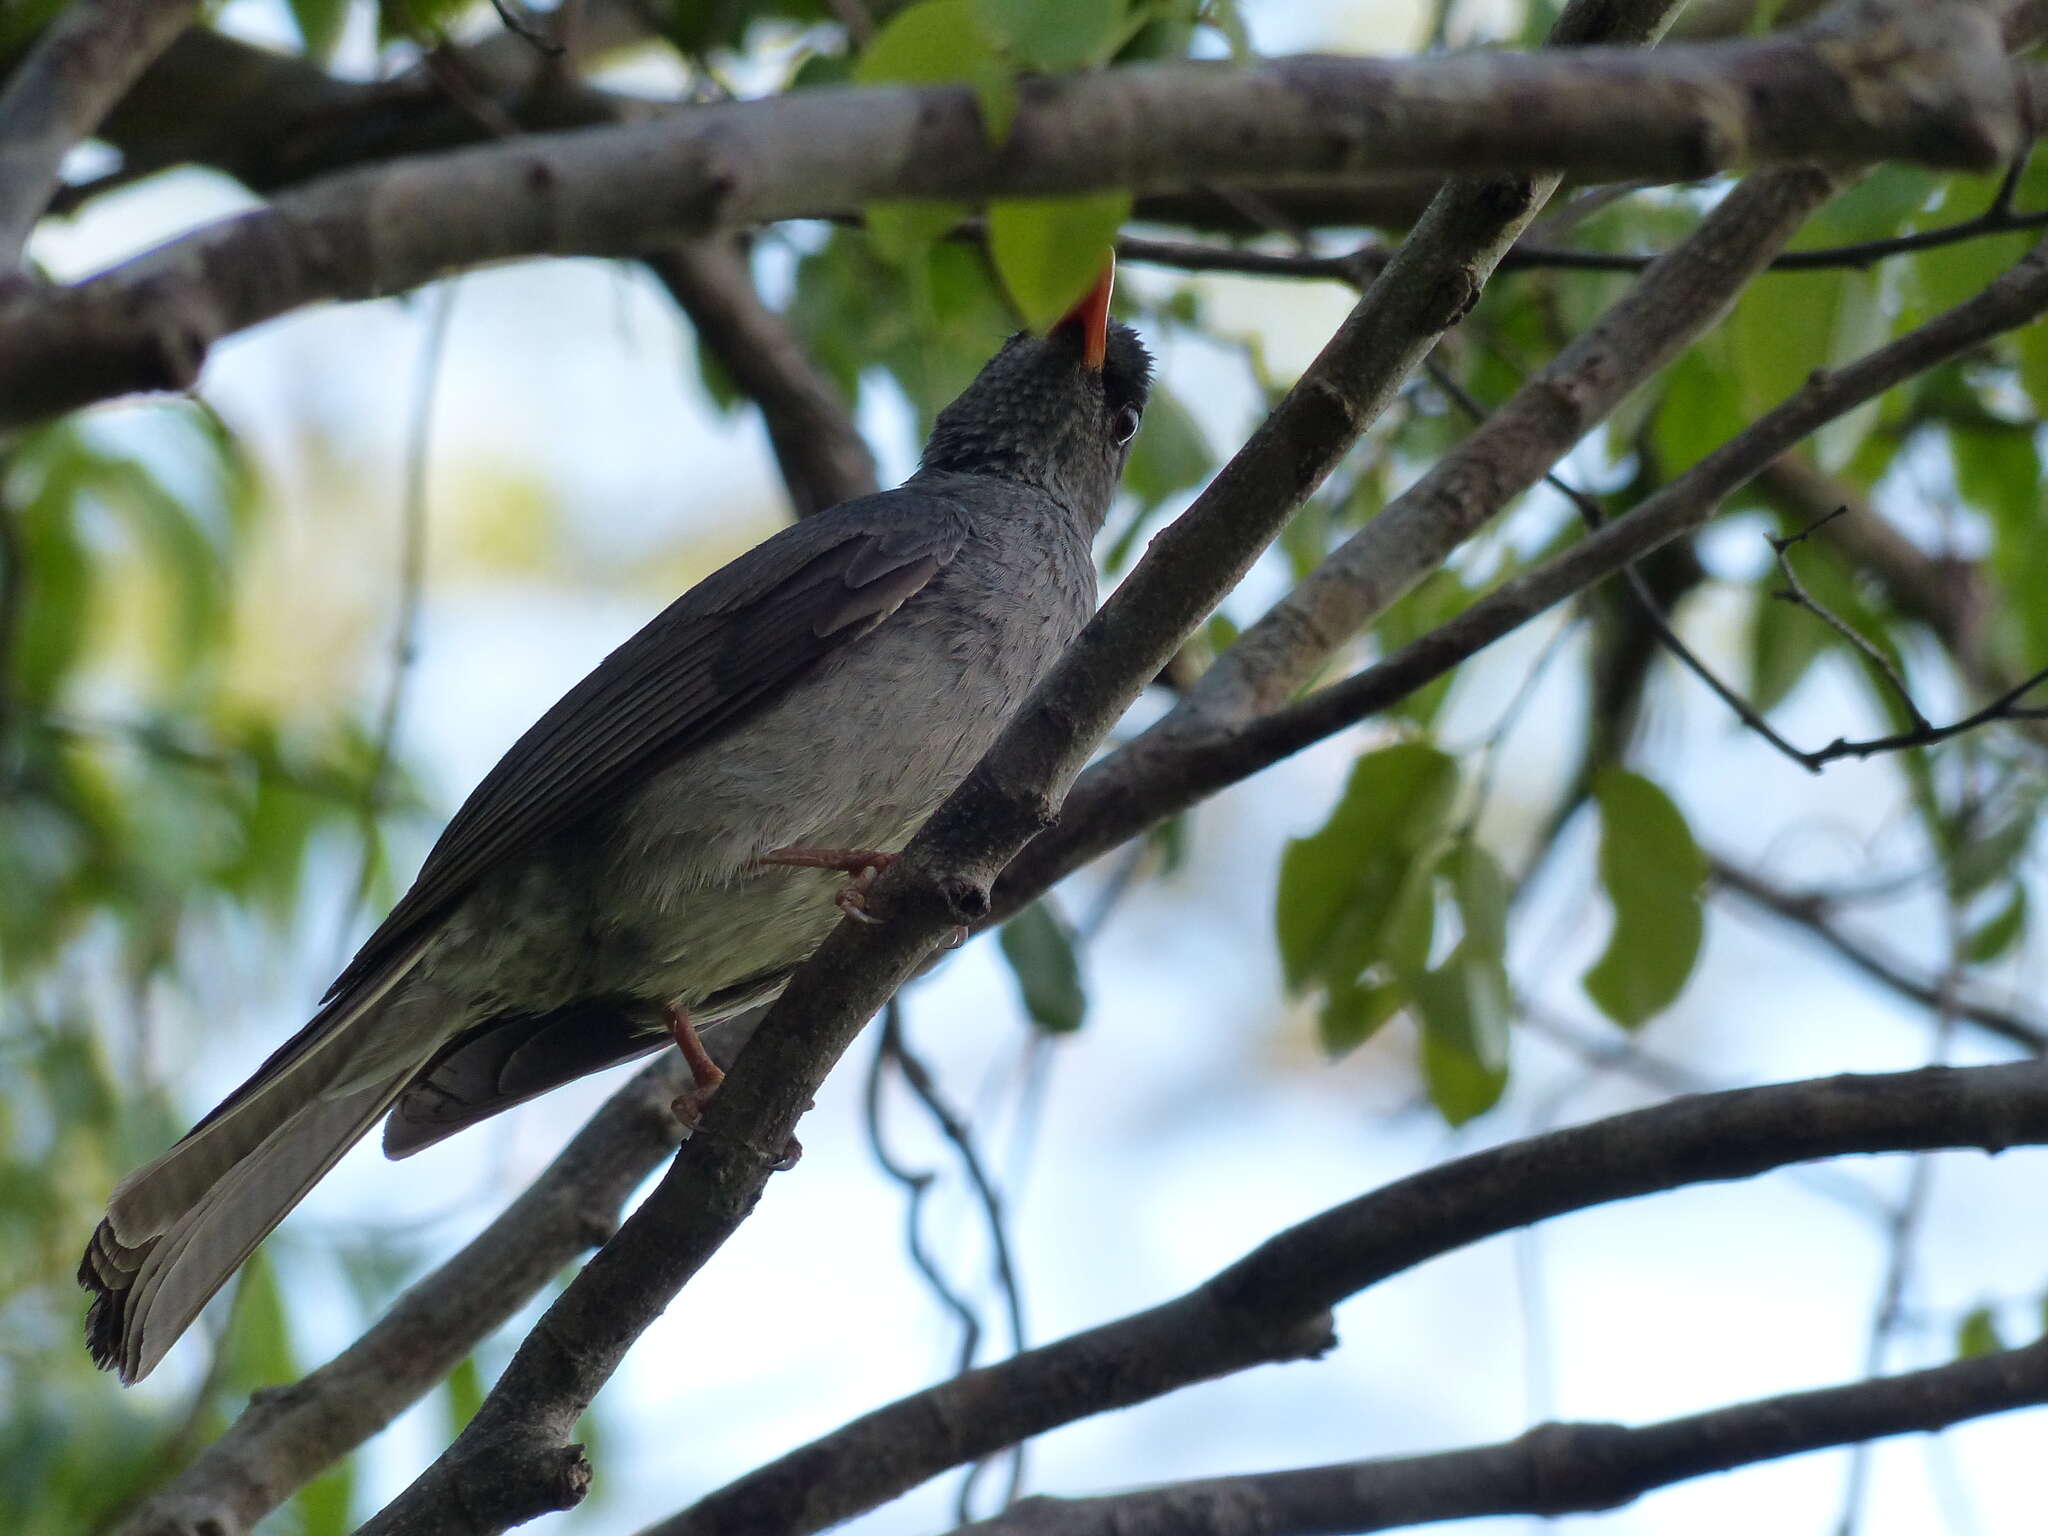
<box><xmin>26</xmin><ymin>3</ymin><xmax>2048</xmax><ymax>1533</ymax></box>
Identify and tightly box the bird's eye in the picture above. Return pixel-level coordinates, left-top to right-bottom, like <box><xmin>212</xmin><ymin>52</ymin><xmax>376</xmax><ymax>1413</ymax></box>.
<box><xmin>1112</xmin><ymin>404</ymin><xmax>1142</xmax><ymax>445</ymax></box>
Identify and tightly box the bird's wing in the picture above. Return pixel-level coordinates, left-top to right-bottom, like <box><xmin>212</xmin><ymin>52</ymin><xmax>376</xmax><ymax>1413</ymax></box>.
<box><xmin>328</xmin><ymin>493</ymin><xmax>967</xmax><ymax>1007</ymax></box>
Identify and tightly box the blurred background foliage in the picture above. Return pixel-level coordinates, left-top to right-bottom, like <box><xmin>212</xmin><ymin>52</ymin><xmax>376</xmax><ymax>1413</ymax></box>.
<box><xmin>5</xmin><ymin>0</ymin><xmax>2048</xmax><ymax>1531</ymax></box>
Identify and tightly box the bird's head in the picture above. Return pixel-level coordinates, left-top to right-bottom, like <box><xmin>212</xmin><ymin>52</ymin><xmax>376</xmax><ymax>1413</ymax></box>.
<box><xmin>917</xmin><ymin>265</ymin><xmax>1153</xmax><ymax>531</ymax></box>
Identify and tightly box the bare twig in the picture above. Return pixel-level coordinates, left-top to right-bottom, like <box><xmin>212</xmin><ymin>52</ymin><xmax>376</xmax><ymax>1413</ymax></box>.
<box><xmin>1770</xmin><ymin>507</ymin><xmax>1933</xmax><ymax>731</ymax></box>
<box><xmin>488</xmin><ymin>0</ymin><xmax>567</xmax><ymax>57</ymax></box>
<box><xmin>877</xmin><ymin>1005</ymin><xmax>1030</xmax><ymax>1517</ymax></box>
<box><xmin>1834</xmin><ymin>890</ymin><xmax>1968</xmax><ymax>1536</ymax></box>
<box><xmin>862</xmin><ymin>1001</ymin><xmax>990</xmax><ymax>1375</ymax></box>
<box><xmin>333</xmin><ymin>284</ymin><xmax>454</xmax><ymax>967</ymax></box>
<box><xmin>1120</xmin><ymin>199</ymin><xmax>2048</xmax><ymax>289</ymax></box>
<box><xmin>1708</xmin><ymin>853</ymin><xmax>2048</xmax><ymax>1054</ymax></box>
<box><xmin>641</xmin><ymin>1058</ymin><xmax>2048</xmax><ymax>1536</ymax></box>
<box><xmin>942</xmin><ymin>1336</ymin><xmax>2048</xmax><ymax>1536</ymax></box>
<box><xmin>643</xmin><ymin>238</ymin><xmax>878</xmax><ymax>517</ymax></box>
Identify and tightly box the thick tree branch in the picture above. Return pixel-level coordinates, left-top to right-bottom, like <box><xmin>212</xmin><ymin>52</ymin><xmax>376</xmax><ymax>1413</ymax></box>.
<box><xmin>353</xmin><ymin>1</ymin><xmax>1696</xmax><ymax>1525</ymax></box>
<box><xmin>0</xmin><ymin>0</ymin><xmax>198</xmax><ymax>264</ymax></box>
<box><xmin>1187</xmin><ymin>165</ymin><xmax>1842</xmax><ymax>723</ymax></box>
<box><xmin>0</xmin><ymin>0</ymin><xmax>2027</xmax><ymax>427</ymax></box>
<box><xmin>107</xmin><ymin>1056</ymin><xmax>689</xmax><ymax>1536</ymax></box>
<box><xmin>46</xmin><ymin>22</ymin><xmax>874</xmax><ymax>529</ymax></box>
<box><xmin>643</xmin><ymin>238</ymin><xmax>878</xmax><ymax>516</ymax></box>
<box><xmin>991</xmin><ymin>234</ymin><xmax>2048</xmax><ymax>924</ymax></box>
<box><xmin>640</xmin><ymin>1059</ymin><xmax>2048</xmax><ymax>1536</ymax></box>
<box><xmin>943</xmin><ymin>1337</ymin><xmax>2048</xmax><ymax>1536</ymax></box>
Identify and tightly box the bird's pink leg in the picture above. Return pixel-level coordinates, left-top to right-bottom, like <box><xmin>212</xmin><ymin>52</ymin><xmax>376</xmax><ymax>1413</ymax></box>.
<box><xmin>666</xmin><ymin>1003</ymin><xmax>803</xmax><ymax>1171</ymax></box>
<box><xmin>667</xmin><ymin>1003</ymin><xmax>725</xmax><ymax>1130</ymax></box>
<box><xmin>759</xmin><ymin>845</ymin><xmax>897</xmax><ymax>923</ymax></box>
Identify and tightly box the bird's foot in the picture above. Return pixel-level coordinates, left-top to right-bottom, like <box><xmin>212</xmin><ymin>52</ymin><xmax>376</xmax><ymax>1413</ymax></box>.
<box><xmin>758</xmin><ymin>845</ymin><xmax>898</xmax><ymax>925</ymax></box>
<box><xmin>665</xmin><ymin>1004</ymin><xmax>804</xmax><ymax>1170</ymax></box>
<box><xmin>667</xmin><ymin>1003</ymin><xmax>725</xmax><ymax>1133</ymax></box>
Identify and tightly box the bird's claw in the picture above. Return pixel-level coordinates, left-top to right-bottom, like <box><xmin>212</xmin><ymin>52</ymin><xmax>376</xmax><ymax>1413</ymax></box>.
<box><xmin>762</xmin><ymin>846</ymin><xmax>899</xmax><ymax>923</ymax></box>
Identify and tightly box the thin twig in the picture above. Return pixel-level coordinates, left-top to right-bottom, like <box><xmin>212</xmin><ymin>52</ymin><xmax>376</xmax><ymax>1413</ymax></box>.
<box><xmin>1834</xmin><ymin>881</ymin><xmax>1967</xmax><ymax>1536</ymax></box>
<box><xmin>335</xmin><ymin>283</ymin><xmax>453</xmax><ymax>966</ymax></box>
<box><xmin>1770</xmin><ymin>507</ymin><xmax>1932</xmax><ymax>731</ymax></box>
<box><xmin>881</xmin><ymin>1005</ymin><xmax>1030</xmax><ymax>1516</ymax></box>
<box><xmin>488</xmin><ymin>0</ymin><xmax>567</xmax><ymax>56</ymax></box>
<box><xmin>1708</xmin><ymin>851</ymin><xmax>2048</xmax><ymax>1054</ymax></box>
<box><xmin>1119</xmin><ymin>200</ymin><xmax>2048</xmax><ymax>291</ymax></box>
<box><xmin>863</xmin><ymin>1002</ymin><xmax>986</xmax><ymax>1371</ymax></box>
<box><xmin>1423</xmin><ymin>357</ymin><xmax>1822</xmax><ymax>767</ymax></box>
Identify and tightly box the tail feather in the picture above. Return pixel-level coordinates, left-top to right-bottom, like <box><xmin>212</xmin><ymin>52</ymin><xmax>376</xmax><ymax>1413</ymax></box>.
<box><xmin>82</xmin><ymin>1075</ymin><xmax>412</xmax><ymax>1383</ymax></box>
<box><xmin>82</xmin><ymin>951</ymin><xmax>440</xmax><ymax>1384</ymax></box>
<box><xmin>104</xmin><ymin>950</ymin><xmax>429</xmax><ymax>1247</ymax></box>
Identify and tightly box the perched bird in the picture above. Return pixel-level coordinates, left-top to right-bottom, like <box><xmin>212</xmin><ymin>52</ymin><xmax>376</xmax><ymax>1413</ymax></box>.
<box><xmin>81</xmin><ymin>272</ymin><xmax>1151</xmax><ymax>1383</ymax></box>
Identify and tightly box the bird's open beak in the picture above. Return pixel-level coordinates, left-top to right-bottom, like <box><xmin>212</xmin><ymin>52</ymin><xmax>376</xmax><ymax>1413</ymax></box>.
<box><xmin>1055</xmin><ymin>259</ymin><xmax>1115</xmax><ymax>372</ymax></box>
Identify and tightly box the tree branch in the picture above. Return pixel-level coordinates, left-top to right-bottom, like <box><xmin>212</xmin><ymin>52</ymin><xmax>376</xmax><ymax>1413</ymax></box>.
<box><xmin>1185</xmin><ymin>164</ymin><xmax>1842</xmax><ymax>725</ymax></box>
<box><xmin>642</xmin><ymin>238</ymin><xmax>878</xmax><ymax>517</ymax></box>
<box><xmin>0</xmin><ymin>0</ymin><xmax>198</xmax><ymax>265</ymax></box>
<box><xmin>942</xmin><ymin>1336</ymin><xmax>2048</xmax><ymax>1536</ymax></box>
<box><xmin>991</xmin><ymin>234</ymin><xmax>2048</xmax><ymax>926</ymax></box>
<box><xmin>352</xmin><ymin>0</ymin><xmax>1693</xmax><ymax>1523</ymax></box>
<box><xmin>1709</xmin><ymin>853</ymin><xmax>2048</xmax><ymax>1053</ymax></box>
<box><xmin>639</xmin><ymin>1058</ymin><xmax>2048</xmax><ymax>1536</ymax></box>
<box><xmin>0</xmin><ymin>0</ymin><xmax>2026</xmax><ymax>427</ymax></box>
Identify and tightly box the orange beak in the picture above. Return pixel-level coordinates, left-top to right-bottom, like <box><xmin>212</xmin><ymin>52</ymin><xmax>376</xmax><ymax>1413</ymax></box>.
<box><xmin>1056</xmin><ymin>259</ymin><xmax>1115</xmax><ymax>372</ymax></box>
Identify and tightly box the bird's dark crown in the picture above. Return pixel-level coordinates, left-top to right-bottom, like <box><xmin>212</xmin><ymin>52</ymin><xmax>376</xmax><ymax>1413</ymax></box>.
<box><xmin>916</xmin><ymin>319</ymin><xmax>1153</xmax><ymax>531</ymax></box>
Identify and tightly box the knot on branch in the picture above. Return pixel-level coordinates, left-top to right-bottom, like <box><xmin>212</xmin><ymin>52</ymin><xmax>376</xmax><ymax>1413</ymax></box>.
<box><xmin>1517</xmin><ymin>1420</ymin><xmax>1640</xmax><ymax>1515</ymax></box>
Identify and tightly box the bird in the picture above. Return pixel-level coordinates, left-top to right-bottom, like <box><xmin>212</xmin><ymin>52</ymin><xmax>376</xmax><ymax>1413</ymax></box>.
<box><xmin>79</xmin><ymin>269</ymin><xmax>1152</xmax><ymax>1384</ymax></box>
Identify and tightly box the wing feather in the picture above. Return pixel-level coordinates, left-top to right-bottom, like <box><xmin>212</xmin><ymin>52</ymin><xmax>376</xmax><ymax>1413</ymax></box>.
<box><xmin>325</xmin><ymin>495</ymin><xmax>966</xmax><ymax>1005</ymax></box>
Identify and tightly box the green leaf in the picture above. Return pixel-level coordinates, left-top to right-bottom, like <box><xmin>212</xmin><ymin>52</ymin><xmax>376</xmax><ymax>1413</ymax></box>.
<box><xmin>974</xmin><ymin>0</ymin><xmax>1126</xmax><ymax>72</ymax></box>
<box><xmin>222</xmin><ymin>1248</ymin><xmax>297</xmax><ymax>1392</ymax></box>
<box><xmin>998</xmin><ymin>900</ymin><xmax>1087</xmax><ymax>1033</ymax></box>
<box><xmin>987</xmin><ymin>192</ymin><xmax>1130</xmax><ymax>330</ymax></box>
<box><xmin>1965</xmin><ymin>884</ymin><xmax>2027</xmax><ymax>965</ymax></box>
<box><xmin>445</xmin><ymin>1352</ymin><xmax>486</xmax><ymax>1437</ymax></box>
<box><xmin>1414</xmin><ymin>954</ymin><xmax>1512</xmax><ymax>1126</ymax></box>
<box><xmin>1276</xmin><ymin>743</ymin><xmax>1460</xmax><ymax>995</ymax></box>
<box><xmin>1318</xmin><ymin>976</ymin><xmax>1403</xmax><ymax>1056</ymax></box>
<box><xmin>1957</xmin><ymin>1304</ymin><xmax>2005</xmax><ymax>1359</ymax></box>
<box><xmin>866</xmin><ymin>201</ymin><xmax>971</xmax><ymax>269</ymax></box>
<box><xmin>1749</xmin><ymin>580</ymin><xmax>1830</xmax><ymax>715</ymax></box>
<box><xmin>289</xmin><ymin>0</ymin><xmax>351</xmax><ymax>59</ymax></box>
<box><xmin>1451</xmin><ymin>839</ymin><xmax>1509</xmax><ymax>962</ymax></box>
<box><xmin>295</xmin><ymin>1462</ymin><xmax>357</xmax><ymax>1536</ymax></box>
<box><xmin>855</xmin><ymin>0</ymin><xmax>1017</xmax><ymax>143</ymax></box>
<box><xmin>1582</xmin><ymin>768</ymin><xmax>1706</xmax><ymax>1030</ymax></box>
<box><xmin>1948</xmin><ymin>802</ymin><xmax>2037</xmax><ymax>903</ymax></box>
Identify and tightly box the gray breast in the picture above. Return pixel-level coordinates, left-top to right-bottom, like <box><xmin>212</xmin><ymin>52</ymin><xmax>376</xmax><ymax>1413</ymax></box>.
<box><xmin>447</xmin><ymin>508</ymin><xmax>1098</xmax><ymax>1020</ymax></box>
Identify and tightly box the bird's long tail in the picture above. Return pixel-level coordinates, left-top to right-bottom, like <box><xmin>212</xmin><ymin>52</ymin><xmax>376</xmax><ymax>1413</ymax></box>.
<box><xmin>80</xmin><ymin>985</ymin><xmax>436</xmax><ymax>1384</ymax></box>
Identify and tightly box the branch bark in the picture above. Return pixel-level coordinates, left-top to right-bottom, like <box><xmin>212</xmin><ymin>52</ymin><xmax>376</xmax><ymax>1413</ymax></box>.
<box><xmin>991</xmin><ymin>233</ymin><xmax>2048</xmax><ymax>927</ymax></box>
<box><xmin>0</xmin><ymin>0</ymin><xmax>2026</xmax><ymax>427</ymax></box>
<box><xmin>643</xmin><ymin>238</ymin><xmax>878</xmax><ymax>517</ymax></box>
<box><xmin>0</xmin><ymin>0</ymin><xmax>198</xmax><ymax>264</ymax></box>
<box><xmin>638</xmin><ymin>1058</ymin><xmax>2048</xmax><ymax>1536</ymax></box>
<box><xmin>1185</xmin><ymin>165</ymin><xmax>1842</xmax><ymax>723</ymax></box>
<box><xmin>352</xmin><ymin>0</ymin><xmax>1695</xmax><ymax>1522</ymax></box>
<box><xmin>943</xmin><ymin>1337</ymin><xmax>2048</xmax><ymax>1536</ymax></box>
